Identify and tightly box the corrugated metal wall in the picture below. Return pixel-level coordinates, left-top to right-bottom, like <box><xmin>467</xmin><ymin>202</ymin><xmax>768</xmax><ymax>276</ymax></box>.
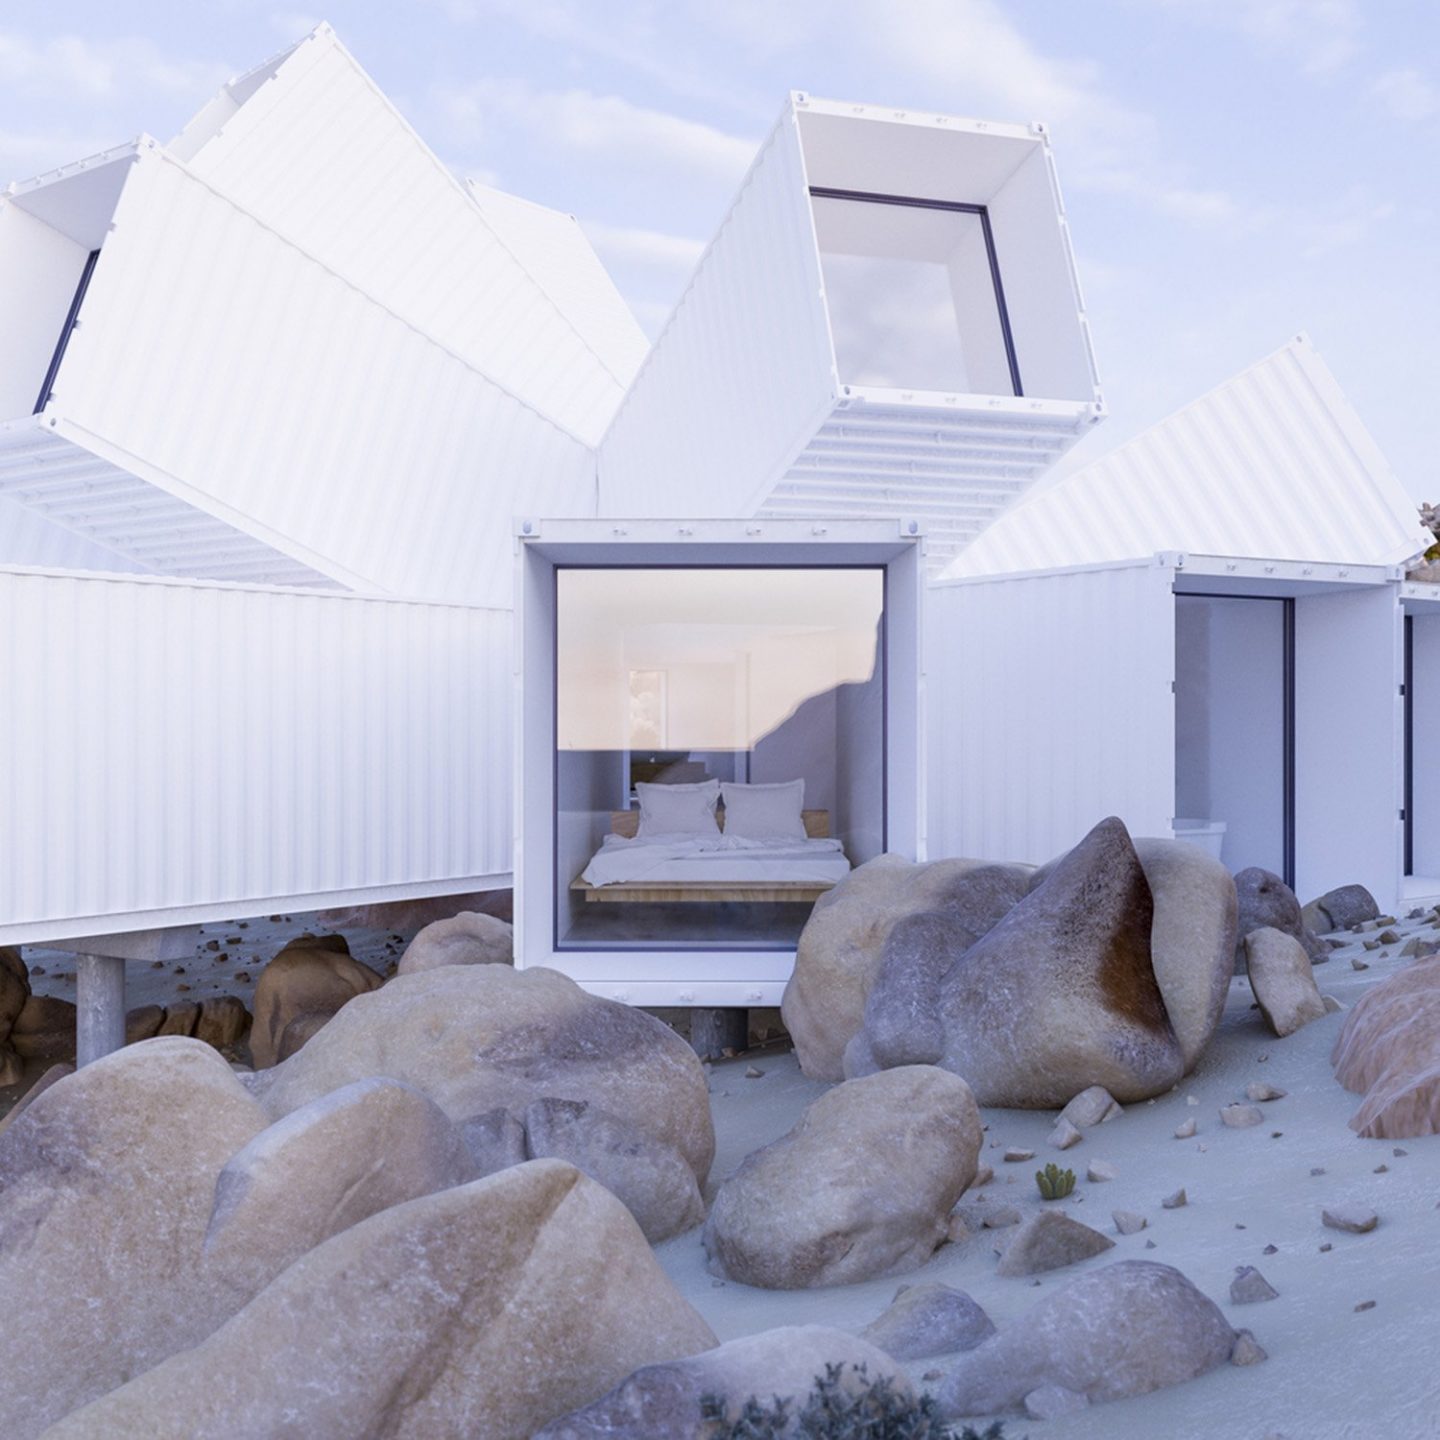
<box><xmin>0</xmin><ymin>569</ymin><xmax>512</xmax><ymax>943</ymax></box>
<box><xmin>927</xmin><ymin>562</ymin><xmax>1176</xmax><ymax>865</ymax></box>
<box><xmin>948</xmin><ymin>337</ymin><xmax>1432</xmax><ymax>579</ymax></box>
<box><xmin>175</xmin><ymin>28</ymin><xmax>627</xmax><ymax>445</ymax></box>
<box><xmin>49</xmin><ymin>146</ymin><xmax>596</xmax><ymax>607</ymax></box>
<box><xmin>598</xmin><ymin>106</ymin><xmax>838</xmax><ymax>518</ymax></box>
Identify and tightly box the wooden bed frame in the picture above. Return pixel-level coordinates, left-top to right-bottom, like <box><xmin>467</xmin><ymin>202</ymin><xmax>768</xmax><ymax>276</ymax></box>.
<box><xmin>570</xmin><ymin>808</ymin><xmax>840</xmax><ymax>903</ymax></box>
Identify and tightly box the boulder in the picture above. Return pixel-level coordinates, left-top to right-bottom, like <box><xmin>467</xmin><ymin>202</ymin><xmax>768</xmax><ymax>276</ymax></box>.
<box><xmin>0</xmin><ymin>1063</ymin><xmax>72</xmax><ymax>1139</ymax></box>
<box><xmin>781</xmin><ymin>855</ymin><xmax>1031</xmax><ymax>1080</ymax></box>
<box><xmin>534</xmin><ymin>1326</ymin><xmax>909</xmax><ymax>1439</ymax></box>
<box><xmin>1132</xmin><ymin>838</ymin><xmax>1237</xmax><ymax>1070</ymax></box>
<box><xmin>0</xmin><ymin>1039</ymin><xmax>267</xmax><ymax>1438</ymax></box>
<box><xmin>1234</xmin><ymin>868</ymin><xmax>1328</xmax><ymax>967</ymax></box>
<box><xmin>940</xmin><ymin>1261</ymin><xmax>1236</xmax><ymax>1417</ymax></box>
<box><xmin>194</xmin><ymin>995</ymin><xmax>251</xmax><ymax>1049</ymax></box>
<box><xmin>1245</xmin><ymin>927</ymin><xmax>1327</xmax><ymax>1037</ymax></box>
<box><xmin>525</xmin><ymin>1096</ymin><xmax>704</xmax><ymax>1243</ymax></box>
<box><xmin>156</xmin><ymin>1000</ymin><xmax>200</xmax><ymax>1037</ymax></box>
<box><xmin>0</xmin><ymin>945</ymin><xmax>28</xmax><ymax>1039</ymax></box>
<box><xmin>46</xmin><ymin>1162</ymin><xmax>718</xmax><ymax>1440</ymax></box>
<box><xmin>1331</xmin><ymin>956</ymin><xmax>1440</xmax><ymax>1137</ymax></box>
<box><xmin>9</xmin><ymin>993</ymin><xmax>77</xmax><ymax>1062</ymax></box>
<box><xmin>995</xmin><ymin>1210</ymin><xmax>1115</xmax><ymax>1277</ymax></box>
<box><xmin>851</xmin><ymin>818</ymin><xmax>1185</xmax><ymax>1106</ymax></box>
<box><xmin>397</xmin><ymin>910</ymin><xmax>514</xmax><ymax>974</ymax></box>
<box><xmin>461</xmin><ymin>1106</ymin><xmax>529</xmax><ymax>1175</ymax></box>
<box><xmin>202</xmin><ymin>1076</ymin><xmax>479</xmax><ymax>1307</ymax></box>
<box><xmin>249</xmin><ymin>942</ymin><xmax>383</xmax><ymax>1068</ymax></box>
<box><xmin>703</xmin><ymin>1065</ymin><xmax>981</xmax><ymax>1289</ymax></box>
<box><xmin>276</xmin><ymin>1009</ymin><xmax>334</xmax><ymax>1060</ymax></box>
<box><xmin>1306</xmin><ymin>884</ymin><xmax>1380</xmax><ymax>934</ymax></box>
<box><xmin>124</xmin><ymin>1005</ymin><xmax>165</xmax><ymax>1043</ymax></box>
<box><xmin>248</xmin><ymin>965</ymin><xmax>714</xmax><ymax>1192</ymax></box>
<box><xmin>858</xmin><ymin>1282</ymin><xmax>997</xmax><ymax>1360</ymax></box>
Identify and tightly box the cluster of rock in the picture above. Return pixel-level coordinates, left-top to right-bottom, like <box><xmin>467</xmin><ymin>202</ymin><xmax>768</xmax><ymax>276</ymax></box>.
<box><xmin>1332</xmin><ymin>955</ymin><xmax>1440</xmax><ymax>1137</ymax></box>
<box><xmin>784</xmin><ymin>817</ymin><xmax>1238</xmax><ymax>1105</ymax></box>
<box><xmin>0</xmin><ymin>964</ymin><xmax>716</xmax><ymax>1438</ymax></box>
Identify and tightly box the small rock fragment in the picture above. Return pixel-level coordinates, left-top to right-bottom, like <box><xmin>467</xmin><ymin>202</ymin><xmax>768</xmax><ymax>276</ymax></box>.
<box><xmin>1354</xmin><ymin>1300</ymin><xmax>1376</xmax><ymax>1313</ymax></box>
<box><xmin>1230</xmin><ymin>1329</ymin><xmax>1268</xmax><ymax>1366</ymax></box>
<box><xmin>971</xmin><ymin>1164</ymin><xmax>994</xmax><ymax>1189</ymax></box>
<box><xmin>1319</xmin><ymin>1242</ymin><xmax>1332</xmax><ymax>1252</ymax></box>
<box><xmin>1174</xmin><ymin>1117</ymin><xmax>1197</xmax><ymax>1139</ymax></box>
<box><xmin>1003</xmin><ymin>1148</ymin><xmax>1035</xmax><ymax>1163</ymax></box>
<box><xmin>1310</xmin><ymin>1167</ymin><xmax>1326</xmax><ymax>1176</ymax></box>
<box><xmin>982</xmin><ymin>1205</ymin><xmax>1022</xmax><ymax>1229</ymax></box>
<box><xmin>1373</xmin><ymin>1164</ymin><xmax>1389</xmax><ymax>1174</ymax></box>
<box><xmin>1048</xmin><ymin>1118</ymin><xmax>1083</xmax><ymax>1150</ymax></box>
<box><xmin>1352</xmin><ymin>957</ymin><xmax>1370</xmax><ymax>971</ymax></box>
<box><xmin>1245</xmin><ymin>1082</ymin><xmax>1287</xmax><ymax>1102</ymax></box>
<box><xmin>744</xmin><ymin>1066</ymin><xmax>764</xmax><ymax>1079</ymax></box>
<box><xmin>1058</xmin><ymin>1085</ymin><xmax>1121</xmax><ymax>1129</ymax></box>
<box><xmin>1220</xmin><ymin>1104</ymin><xmax>1265</xmax><ymax>1128</ymax></box>
<box><xmin>1262</xmin><ymin>1244</ymin><xmax>1277</xmax><ymax>1255</ymax></box>
<box><xmin>1112</xmin><ymin>1210</ymin><xmax>1146</xmax><ymax>1236</ymax></box>
<box><xmin>1230</xmin><ymin>1266</ymin><xmax>1279</xmax><ymax>1304</ymax></box>
<box><xmin>1322</xmin><ymin>995</ymin><xmax>1344</xmax><ymax>1013</ymax></box>
<box><xmin>1322</xmin><ymin>1206</ymin><xmax>1378</xmax><ymax>1234</ymax></box>
<box><xmin>1162</xmin><ymin>1188</ymin><xmax>1187</xmax><ymax>1210</ymax></box>
<box><xmin>1086</xmin><ymin>1159</ymin><xmax>1116</xmax><ymax>1183</ymax></box>
<box><xmin>1393</xmin><ymin>1148</ymin><xmax>1408</xmax><ymax>1157</ymax></box>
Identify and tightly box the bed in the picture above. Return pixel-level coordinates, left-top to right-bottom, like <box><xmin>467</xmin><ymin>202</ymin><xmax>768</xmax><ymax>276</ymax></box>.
<box><xmin>572</xmin><ymin>805</ymin><xmax>851</xmax><ymax>904</ymax></box>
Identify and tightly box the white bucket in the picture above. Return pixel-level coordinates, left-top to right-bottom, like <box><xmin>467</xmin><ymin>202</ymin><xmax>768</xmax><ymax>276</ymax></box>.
<box><xmin>1173</xmin><ymin>818</ymin><xmax>1226</xmax><ymax>862</ymax></box>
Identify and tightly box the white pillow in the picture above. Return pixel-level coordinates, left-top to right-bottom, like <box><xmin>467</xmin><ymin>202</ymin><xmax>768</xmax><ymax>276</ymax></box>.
<box><xmin>635</xmin><ymin>778</ymin><xmax>721</xmax><ymax>838</ymax></box>
<box><xmin>721</xmin><ymin>779</ymin><xmax>806</xmax><ymax>840</ymax></box>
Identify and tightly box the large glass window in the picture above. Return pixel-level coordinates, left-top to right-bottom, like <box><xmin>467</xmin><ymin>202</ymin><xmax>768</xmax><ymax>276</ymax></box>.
<box><xmin>810</xmin><ymin>188</ymin><xmax>1020</xmax><ymax>397</ymax></box>
<box><xmin>555</xmin><ymin>567</ymin><xmax>885</xmax><ymax>950</ymax></box>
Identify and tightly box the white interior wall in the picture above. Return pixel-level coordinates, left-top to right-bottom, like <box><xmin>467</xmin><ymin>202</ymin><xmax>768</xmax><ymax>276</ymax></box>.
<box><xmin>1174</xmin><ymin>596</ymin><xmax>1289</xmax><ymax>876</ymax></box>
<box><xmin>0</xmin><ymin>202</ymin><xmax>89</xmax><ymax>419</ymax></box>
<box><xmin>1293</xmin><ymin>584</ymin><xmax>1401</xmax><ymax>907</ymax></box>
<box><xmin>1409</xmin><ymin>611</ymin><xmax>1440</xmax><ymax>881</ymax></box>
<box><xmin>945</xmin><ymin>223</ymin><xmax>1012</xmax><ymax>396</ymax></box>
<box><xmin>985</xmin><ymin>145</ymin><xmax>1098</xmax><ymax>403</ymax></box>
<box><xmin>555</xmin><ymin>749</ymin><xmax>627</xmax><ymax>937</ymax></box>
<box><xmin>836</xmin><ymin>663</ymin><xmax>886</xmax><ymax>862</ymax></box>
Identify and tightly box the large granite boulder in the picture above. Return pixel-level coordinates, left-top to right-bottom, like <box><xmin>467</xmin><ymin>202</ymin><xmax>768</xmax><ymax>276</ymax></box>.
<box><xmin>859</xmin><ymin>1283</ymin><xmax>997</xmax><ymax>1360</ymax></box>
<box><xmin>1332</xmin><ymin>956</ymin><xmax>1440</xmax><ymax>1137</ymax></box>
<box><xmin>851</xmin><ymin>819</ymin><xmax>1185</xmax><ymax>1106</ymax></box>
<box><xmin>44</xmin><ymin>1161</ymin><xmax>719</xmax><ymax>1440</ymax></box>
<box><xmin>533</xmin><ymin>1326</ymin><xmax>910</xmax><ymax>1439</ymax></box>
<box><xmin>1304</xmin><ymin>883</ymin><xmax>1379</xmax><ymax>934</ymax></box>
<box><xmin>202</xmin><ymin>1076</ymin><xmax>478</xmax><ymax>1307</ymax></box>
<box><xmin>248</xmin><ymin>965</ymin><xmax>714</xmax><ymax>1197</ymax></box>
<box><xmin>10</xmin><ymin>993</ymin><xmax>77</xmax><ymax>1062</ymax></box>
<box><xmin>397</xmin><ymin>910</ymin><xmax>514</xmax><ymax>975</ymax></box>
<box><xmin>1245</xmin><ymin>927</ymin><xmax>1326</xmax><ymax>1037</ymax></box>
<box><xmin>0</xmin><ymin>1039</ymin><xmax>268</xmax><ymax>1439</ymax></box>
<box><xmin>1133</xmin><ymin>838</ymin><xmax>1237</xmax><ymax>1071</ymax></box>
<box><xmin>525</xmin><ymin>1096</ymin><xmax>704</xmax><ymax>1243</ymax></box>
<box><xmin>1234</xmin><ymin>868</ymin><xmax>1328</xmax><ymax>967</ymax></box>
<box><xmin>781</xmin><ymin>855</ymin><xmax>1032</xmax><ymax>1080</ymax></box>
<box><xmin>0</xmin><ymin>946</ymin><xmax>28</xmax><ymax>1084</ymax></box>
<box><xmin>249</xmin><ymin>938</ymin><xmax>383</xmax><ymax>1068</ymax></box>
<box><xmin>939</xmin><ymin>1261</ymin><xmax>1237</xmax><ymax>1418</ymax></box>
<box><xmin>703</xmin><ymin>1065</ymin><xmax>981</xmax><ymax>1289</ymax></box>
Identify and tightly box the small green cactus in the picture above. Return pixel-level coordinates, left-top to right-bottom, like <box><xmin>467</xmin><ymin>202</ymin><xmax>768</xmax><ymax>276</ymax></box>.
<box><xmin>1035</xmin><ymin>1162</ymin><xmax>1076</xmax><ymax>1200</ymax></box>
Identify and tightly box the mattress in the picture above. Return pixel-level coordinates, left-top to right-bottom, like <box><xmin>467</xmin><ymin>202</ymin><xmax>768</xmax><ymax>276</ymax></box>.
<box><xmin>605</xmin><ymin>855</ymin><xmax>853</xmax><ymax>885</ymax></box>
<box><xmin>581</xmin><ymin>833</ymin><xmax>850</xmax><ymax>888</ymax></box>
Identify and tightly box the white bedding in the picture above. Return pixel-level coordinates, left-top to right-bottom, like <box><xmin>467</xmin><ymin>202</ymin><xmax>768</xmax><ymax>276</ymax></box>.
<box><xmin>581</xmin><ymin>832</ymin><xmax>850</xmax><ymax>888</ymax></box>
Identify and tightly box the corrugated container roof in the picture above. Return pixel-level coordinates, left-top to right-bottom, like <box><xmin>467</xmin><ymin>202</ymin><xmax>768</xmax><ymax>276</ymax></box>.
<box><xmin>171</xmin><ymin>25</ymin><xmax>631</xmax><ymax>445</ymax></box>
<box><xmin>467</xmin><ymin>181</ymin><xmax>649</xmax><ymax>388</ymax></box>
<box><xmin>944</xmin><ymin>337</ymin><xmax>1431</xmax><ymax>578</ymax></box>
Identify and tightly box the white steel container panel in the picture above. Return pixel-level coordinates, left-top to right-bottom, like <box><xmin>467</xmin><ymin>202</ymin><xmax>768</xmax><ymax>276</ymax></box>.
<box><xmin>0</xmin><ymin>569</ymin><xmax>511</xmax><ymax>945</ymax></box>
<box><xmin>927</xmin><ymin>563</ymin><xmax>1175</xmax><ymax>865</ymax></box>
<box><xmin>50</xmin><ymin>147</ymin><xmax>596</xmax><ymax>607</ymax></box>
<box><xmin>0</xmin><ymin>492</ymin><xmax>146</xmax><ymax>573</ymax></box>
<box><xmin>1293</xmin><ymin>584</ymin><xmax>1403</xmax><ymax>908</ymax></box>
<box><xmin>174</xmin><ymin>28</ymin><xmax>625</xmax><ymax>444</ymax></box>
<box><xmin>949</xmin><ymin>338</ymin><xmax>1431</xmax><ymax>579</ymax></box>
<box><xmin>598</xmin><ymin>110</ymin><xmax>837</xmax><ymax>519</ymax></box>
<box><xmin>468</xmin><ymin>182</ymin><xmax>650</xmax><ymax>389</ymax></box>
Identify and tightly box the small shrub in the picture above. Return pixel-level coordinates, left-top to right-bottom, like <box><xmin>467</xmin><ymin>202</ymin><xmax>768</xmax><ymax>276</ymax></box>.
<box><xmin>1035</xmin><ymin>1162</ymin><xmax>1076</xmax><ymax>1200</ymax></box>
<box><xmin>698</xmin><ymin>1361</ymin><xmax>994</xmax><ymax>1439</ymax></box>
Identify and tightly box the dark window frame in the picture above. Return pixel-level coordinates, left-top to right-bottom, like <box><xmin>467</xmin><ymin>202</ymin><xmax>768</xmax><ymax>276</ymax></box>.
<box><xmin>808</xmin><ymin>185</ymin><xmax>1024</xmax><ymax>398</ymax></box>
<box><xmin>34</xmin><ymin>248</ymin><xmax>101</xmax><ymax>415</ymax></box>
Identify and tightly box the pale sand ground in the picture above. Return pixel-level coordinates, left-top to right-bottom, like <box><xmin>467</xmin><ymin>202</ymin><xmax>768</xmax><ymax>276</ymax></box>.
<box><xmin>659</xmin><ymin>915</ymin><xmax>1440</xmax><ymax>1440</ymax></box>
<box><xmin>14</xmin><ymin>907</ymin><xmax>1440</xmax><ymax>1436</ymax></box>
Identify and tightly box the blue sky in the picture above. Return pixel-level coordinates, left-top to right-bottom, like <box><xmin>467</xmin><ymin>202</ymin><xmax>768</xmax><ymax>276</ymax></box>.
<box><xmin>2</xmin><ymin>1</ymin><xmax>1435</xmax><ymax>497</ymax></box>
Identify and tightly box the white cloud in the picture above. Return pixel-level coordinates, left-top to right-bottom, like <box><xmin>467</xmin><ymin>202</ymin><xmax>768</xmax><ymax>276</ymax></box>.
<box><xmin>437</xmin><ymin>79</ymin><xmax>755</xmax><ymax>184</ymax></box>
<box><xmin>1373</xmin><ymin>67</ymin><xmax>1439</xmax><ymax>122</ymax></box>
<box><xmin>0</xmin><ymin>31</ymin><xmax>225</xmax><ymax>102</ymax></box>
<box><xmin>1297</xmin><ymin>197</ymin><xmax>1396</xmax><ymax>259</ymax></box>
<box><xmin>1139</xmin><ymin>0</ymin><xmax>1363</xmax><ymax>76</ymax></box>
<box><xmin>582</xmin><ymin>220</ymin><xmax>705</xmax><ymax>275</ymax></box>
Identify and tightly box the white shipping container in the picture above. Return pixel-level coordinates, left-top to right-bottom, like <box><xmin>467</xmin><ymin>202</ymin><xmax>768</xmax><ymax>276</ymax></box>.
<box><xmin>0</xmin><ymin>567</ymin><xmax>512</xmax><ymax>946</ymax></box>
